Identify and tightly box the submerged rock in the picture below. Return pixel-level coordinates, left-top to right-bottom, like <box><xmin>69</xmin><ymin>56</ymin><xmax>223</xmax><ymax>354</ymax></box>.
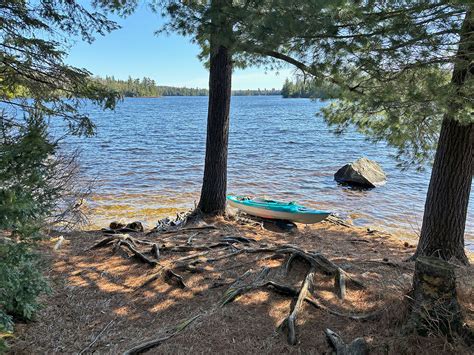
<box><xmin>335</xmin><ymin>157</ymin><xmax>386</xmax><ymax>188</ymax></box>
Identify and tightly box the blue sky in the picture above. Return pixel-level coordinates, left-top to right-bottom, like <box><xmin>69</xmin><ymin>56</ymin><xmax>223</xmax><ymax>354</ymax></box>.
<box><xmin>66</xmin><ymin>4</ymin><xmax>293</xmax><ymax>90</ymax></box>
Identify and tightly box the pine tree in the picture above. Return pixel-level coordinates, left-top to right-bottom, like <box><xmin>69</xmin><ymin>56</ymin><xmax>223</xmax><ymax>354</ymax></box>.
<box><xmin>0</xmin><ymin>1</ymin><xmax>121</xmax><ymax>348</ymax></box>
<box><xmin>241</xmin><ymin>0</ymin><xmax>473</xmax><ymax>264</ymax></box>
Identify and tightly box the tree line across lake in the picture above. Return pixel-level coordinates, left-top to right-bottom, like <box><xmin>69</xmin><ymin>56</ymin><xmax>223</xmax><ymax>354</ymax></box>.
<box><xmin>94</xmin><ymin>76</ymin><xmax>281</xmax><ymax>97</ymax></box>
<box><xmin>95</xmin><ymin>76</ymin><xmax>336</xmax><ymax>98</ymax></box>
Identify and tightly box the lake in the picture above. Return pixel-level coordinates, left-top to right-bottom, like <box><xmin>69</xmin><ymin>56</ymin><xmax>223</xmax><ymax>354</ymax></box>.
<box><xmin>59</xmin><ymin>96</ymin><xmax>473</xmax><ymax>249</ymax></box>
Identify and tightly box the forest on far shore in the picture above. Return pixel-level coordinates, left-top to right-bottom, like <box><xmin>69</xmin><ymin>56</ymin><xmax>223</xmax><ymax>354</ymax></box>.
<box><xmin>94</xmin><ymin>76</ymin><xmax>281</xmax><ymax>97</ymax></box>
<box><xmin>94</xmin><ymin>76</ymin><xmax>339</xmax><ymax>99</ymax></box>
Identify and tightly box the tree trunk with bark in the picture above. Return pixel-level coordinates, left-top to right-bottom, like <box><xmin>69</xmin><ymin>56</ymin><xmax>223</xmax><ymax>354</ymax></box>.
<box><xmin>413</xmin><ymin>8</ymin><xmax>473</xmax><ymax>265</ymax></box>
<box><xmin>197</xmin><ymin>0</ymin><xmax>233</xmax><ymax>215</ymax></box>
<box><xmin>405</xmin><ymin>257</ymin><xmax>473</xmax><ymax>345</ymax></box>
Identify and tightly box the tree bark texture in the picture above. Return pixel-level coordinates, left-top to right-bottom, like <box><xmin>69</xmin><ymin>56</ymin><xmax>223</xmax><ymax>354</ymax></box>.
<box><xmin>405</xmin><ymin>257</ymin><xmax>472</xmax><ymax>345</ymax></box>
<box><xmin>414</xmin><ymin>8</ymin><xmax>473</xmax><ymax>264</ymax></box>
<box><xmin>197</xmin><ymin>0</ymin><xmax>233</xmax><ymax>215</ymax></box>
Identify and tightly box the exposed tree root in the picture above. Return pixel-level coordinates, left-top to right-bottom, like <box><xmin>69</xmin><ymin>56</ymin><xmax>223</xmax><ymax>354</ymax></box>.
<box><xmin>146</xmin><ymin>225</ymin><xmax>217</xmax><ymax>237</ymax></box>
<box><xmin>119</xmin><ymin>240</ymin><xmax>158</xmax><ymax>266</ymax></box>
<box><xmin>305</xmin><ymin>295</ymin><xmax>383</xmax><ymax>321</ymax></box>
<box><xmin>279</xmin><ymin>267</ymin><xmax>317</xmax><ymax>345</ymax></box>
<box><xmin>163</xmin><ymin>269</ymin><xmax>187</xmax><ymax>288</ymax></box>
<box><xmin>324</xmin><ymin>328</ymin><xmax>369</xmax><ymax>355</ymax></box>
<box><xmin>88</xmin><ymin>234</ymin><xmax>160</xmax><ymax>267</ymax></box>
<box><xmin>136</xmin><ymin>267</ymin><xmax>187</xmax><ymax>290</ymax></box>
<box><xmin>87</xmin><ymin>229</ymin><xmax>377</xmax><ymax>347</ymax></box>
<box><xmin>218</xmin><ymin>258</ymin><xmax>374</xmax><ymax>345</ymax></box>
<box><xmin>220</xmin><ymin>268</ymin><xmax>270</xmax><ymax>306</ymax></box>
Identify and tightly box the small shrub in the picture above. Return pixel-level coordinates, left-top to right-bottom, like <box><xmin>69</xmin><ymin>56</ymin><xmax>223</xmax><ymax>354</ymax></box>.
<box><xmin>0</xmin><ymin>242</ymin><xmax>50</xmax><ymax>351</ymax></box>
<box><xmin>0</xmin><ymin>106</ymin><xmax>89</xmax><ymax>352</ymax></box>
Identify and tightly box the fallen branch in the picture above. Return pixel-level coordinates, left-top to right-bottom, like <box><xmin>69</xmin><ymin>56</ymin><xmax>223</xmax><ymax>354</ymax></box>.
<box><xmin>123</xmin><ymin>314</ymin><xmax>201</xmax><ymax>355</ymax></box>
<box><xmin>78</xmin><ymin>319</ymin><xmax>115</xmax><ymax>355</ymax></box>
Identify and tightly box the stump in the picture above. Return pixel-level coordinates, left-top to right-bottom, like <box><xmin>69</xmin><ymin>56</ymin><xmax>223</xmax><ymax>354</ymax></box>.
<box><xmin>405</xmin><ymin>256</ymin><xmax>470</xmax><ymax>342</ymax></box>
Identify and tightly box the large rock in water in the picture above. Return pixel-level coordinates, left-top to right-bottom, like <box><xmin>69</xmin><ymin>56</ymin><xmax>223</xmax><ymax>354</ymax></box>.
<box><xmin>334</xmin><ymin>157</ymin><xmax>386</xmax><ymax>188</ymax></box>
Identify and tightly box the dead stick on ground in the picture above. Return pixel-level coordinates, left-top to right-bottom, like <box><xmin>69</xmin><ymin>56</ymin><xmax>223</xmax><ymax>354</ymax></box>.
<box><xmin>79</xmin><ymin>319</ymin><xmax>115</xmax><ymax>354</ymax></box>
<box><xmin>123</xmin><ymin>314</ymin><xmax>202</xmax><ymax>355</ymax></box>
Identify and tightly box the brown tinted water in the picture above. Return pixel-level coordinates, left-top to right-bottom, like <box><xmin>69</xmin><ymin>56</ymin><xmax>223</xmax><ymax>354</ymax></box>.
<box><xmin>56</xmin><ymin>96</ymin><xmax>473</xmax><ymax>250</ymax></box>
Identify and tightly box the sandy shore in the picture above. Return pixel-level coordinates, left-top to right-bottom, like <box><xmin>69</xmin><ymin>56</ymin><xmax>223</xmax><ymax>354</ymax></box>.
<box><xmin>9</xmin><ymin>218</ymin><xmax>473</xmax><ymax>354</ymax></box>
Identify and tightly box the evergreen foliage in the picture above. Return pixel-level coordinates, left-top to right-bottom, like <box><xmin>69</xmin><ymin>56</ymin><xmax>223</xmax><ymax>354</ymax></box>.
<box><xmin>0</xmin><ymin>111</ymin><xmax>57</xmax><ymax>351</ymax></box>
<box><xmin>0</xmin><ymin>113</ymin><xmax>57</xmax><ymax>232</ymax></box>
<box><xmin>0</xmin><ymin>242</ymin><xmax>50</xmax><ymax>349</ymax></box>
<box><xmin>281</xmin><ymin>78</ymin><xmax>340</xmax><ymax>99</ymax></box>
<box><xmin>240</xmin><ymin>1</ymin><xmax>473</xmax><ymax>167</ymax></box>
<box><xmin>237</xmin><ymin>0</ymin><xmax>473</xmax><ymax>262</ymax></box>
<box><xmin>1</xmin><ymin>0</ymin><xmax>119</xmax><ymax>136</ymax></box>
<box><xmin>0</xmin><ymin>1</ymin><xmax>121</xmax><ymax>350</ymax></box>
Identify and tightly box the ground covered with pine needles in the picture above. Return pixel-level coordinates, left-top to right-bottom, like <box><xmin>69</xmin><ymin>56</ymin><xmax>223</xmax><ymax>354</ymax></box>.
<box><xmin>10</xmin><ymin>217</ymin><xmax>474</xmax><ymax>354</ymax></box>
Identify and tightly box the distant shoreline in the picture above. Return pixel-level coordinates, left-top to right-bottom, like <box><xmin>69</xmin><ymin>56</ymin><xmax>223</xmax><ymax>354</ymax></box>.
<box><xmin>123</xmin><ymin>94</ymin><xmax>284</xmax><ymax>98</ymax></box>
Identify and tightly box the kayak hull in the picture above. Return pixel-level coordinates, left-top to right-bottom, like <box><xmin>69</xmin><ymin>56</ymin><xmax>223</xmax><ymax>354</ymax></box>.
<box><xmin>227</xmin><ymin>195</ymin><xmax>330</xmax><ymax>224</ymax></box>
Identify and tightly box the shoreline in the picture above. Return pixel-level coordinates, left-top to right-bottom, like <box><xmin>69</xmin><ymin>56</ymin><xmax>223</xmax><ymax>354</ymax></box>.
<box><xmin>81</xmin><ymin>206</ymin><xmax>474</xmax><ymax>254</ymax></box>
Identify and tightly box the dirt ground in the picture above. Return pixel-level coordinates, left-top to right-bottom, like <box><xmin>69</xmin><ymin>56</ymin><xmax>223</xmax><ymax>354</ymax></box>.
<box><xmin>9</xmin><ymin>218</ymin><xmax>474</xmax><ymax>354</ymax></box>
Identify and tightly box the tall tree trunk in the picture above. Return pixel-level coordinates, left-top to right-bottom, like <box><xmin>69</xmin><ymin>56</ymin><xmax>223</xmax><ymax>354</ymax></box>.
<box><xmin>413</xmin><ymin>9</ymin><xmax>473</xmax><ymax>264</ymax></box>
<box><xmin>197</xmin><ymin>0</ymin><xmax>233</xmax><ymax>215</ymax></box>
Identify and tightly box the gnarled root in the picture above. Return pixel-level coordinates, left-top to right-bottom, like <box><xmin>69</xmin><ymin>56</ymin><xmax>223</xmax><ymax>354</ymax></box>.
<box><xmin>279</xmin><ymin>267</ymin><xmax>316</xmax><ymax>345</ymax></box>
<box><xmin>88</xmin><ymin>234</ymin><xmax>160</xmax><ymax>266</ymax></box>
<box><xmin>88</xmin><ymin>229</ymin><xmax>376</xmax><ymax>348</ymax></box>
<box><xmin>325</xmin><ymin>328</ymin><xmax>369</xmax><ymax>355</ymax></box>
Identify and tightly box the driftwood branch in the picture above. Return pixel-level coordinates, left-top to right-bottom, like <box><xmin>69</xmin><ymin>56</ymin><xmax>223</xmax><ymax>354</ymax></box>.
<box><xmin>78</xmin><ymin>319</ymin><xmax>115</xmax><ymax>355</ymax></box>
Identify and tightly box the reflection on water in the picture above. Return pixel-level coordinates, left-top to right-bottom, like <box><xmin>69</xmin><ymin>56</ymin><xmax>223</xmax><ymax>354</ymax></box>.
<box><xmin>54</xmin><ymin>96</ymin><xmax>473</xmax><ymax>249</ymax></box>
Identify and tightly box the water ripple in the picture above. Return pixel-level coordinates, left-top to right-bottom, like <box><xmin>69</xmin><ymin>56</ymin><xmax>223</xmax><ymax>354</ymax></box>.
<box><xmin>59</xmin><ymin>96</ymin><xmax>472</xmax><ymax>246</ymax></box>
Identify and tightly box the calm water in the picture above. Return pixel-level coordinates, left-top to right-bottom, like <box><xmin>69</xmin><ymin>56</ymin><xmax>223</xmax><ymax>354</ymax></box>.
<box><xmin>59</xmin><ymin>96</ymin><xmax>473</xmax><ymax>248</ymax></box>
